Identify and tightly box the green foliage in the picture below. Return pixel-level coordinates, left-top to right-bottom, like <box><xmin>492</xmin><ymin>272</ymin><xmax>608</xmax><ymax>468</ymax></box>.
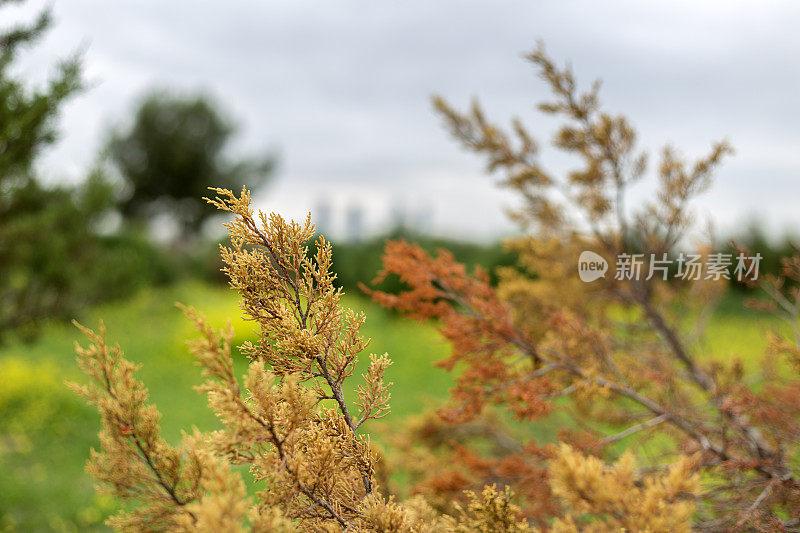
<box><xmin>106</xmin><ymin>91</ymin><xmax>275</xmax><ymax>239</ymax></box>
<box><xmin>322</xmin><ymin>230</ymin><xmax>516</xmax><ymax>292</ymax></box>
<box><xmin>0</xmin><ymin>3</ymin><xmax>176</xmax><ymax>343</ymax></box>
<box><xmin>0</xmin><ymin>1</ymin><xmax>87</xmax><ymax>341</ymax></box>
<box><xmin>724</xmin><ymin>221</ymin><xmax>798</xmax><ymax>290</ymax></box>
<box><xmin>0</xmin><ymin>2</ymin><xmax>81</xmax><ymax>186</ymax></box>
<box><xmin>0</xmin><ymin>170</ymin><xmax>174</xmax><ymax>342</ymax></box>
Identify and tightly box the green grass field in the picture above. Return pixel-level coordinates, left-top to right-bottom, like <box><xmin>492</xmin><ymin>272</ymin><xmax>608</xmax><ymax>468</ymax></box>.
<box><xmin>0</xmin><ymin>282</ymin><xmax>453</xmax><ymax>531</ymax></box>
<box><xmin>0</xmin><ymin>283</ymin><xmax>780</xmax><ymax>531</ymax></box>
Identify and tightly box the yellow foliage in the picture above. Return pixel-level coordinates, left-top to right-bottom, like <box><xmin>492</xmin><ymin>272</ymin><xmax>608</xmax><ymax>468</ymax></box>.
<box><xmin>548</xmin><ymin>444</ymin><xmax>699</xmax><ymax>533</ymax></box>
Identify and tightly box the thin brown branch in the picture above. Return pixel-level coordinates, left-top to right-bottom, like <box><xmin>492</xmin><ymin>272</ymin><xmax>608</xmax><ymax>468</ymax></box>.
<box><xmin>594</xmin><ymin>414</ymin><xmax>669</xmax><ymax>447</ymax></box>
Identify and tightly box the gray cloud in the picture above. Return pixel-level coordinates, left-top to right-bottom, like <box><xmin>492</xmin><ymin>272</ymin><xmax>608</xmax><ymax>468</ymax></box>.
<box><xmin>11</xmin><ymin>0</ymin><xmax>800</xmax><ymax>239</ymax></box>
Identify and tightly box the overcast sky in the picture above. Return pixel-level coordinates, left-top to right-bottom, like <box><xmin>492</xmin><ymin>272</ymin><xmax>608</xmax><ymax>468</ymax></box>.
<box><xmin>8</xmin><ymin>0</ymin><xmax>800</xmax><ymax>240</ymax></box>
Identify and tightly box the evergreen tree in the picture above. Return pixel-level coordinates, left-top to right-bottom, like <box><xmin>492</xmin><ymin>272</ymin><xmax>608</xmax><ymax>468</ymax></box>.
<box><xmin>0</xmin><ymin>3</ymin><xmax>81</xmax><ymax>185</ymax></box>
<box><xmin>0</xmin><ymin>2</ymin><xmax>159</xmax><ymax>341</ymax></box>
<box><xmin>0</xmin><ymin>2</ymin><xmax>84</xmax><ymax>339</ymax></box>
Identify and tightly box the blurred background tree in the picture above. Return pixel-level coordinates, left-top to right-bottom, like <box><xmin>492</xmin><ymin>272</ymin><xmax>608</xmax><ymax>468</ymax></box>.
<box><xmin>0</xmin><ymin>1</ymin><xmax>86</xmax><ymax>340</ymax></box>
<box><xmin>0</xmin><ymin>2</ymin><xmax>172</xmax><ymax>342</ymax></box>
<box><xmin>0</xmin><ymin>4</ymin><xmax>79</xmax><ymax>185</ymax></box>
<box><xmin>105</xmin><ymin>91</ymin><xmax>275</xmax><ymax>242</ymax></box>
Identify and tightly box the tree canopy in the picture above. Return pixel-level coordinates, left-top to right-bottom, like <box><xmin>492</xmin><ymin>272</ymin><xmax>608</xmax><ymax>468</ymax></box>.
<box><xmin>106</xmin><ymin>91</ymin><xmax>275</xmax><ymax>239</ymax></box>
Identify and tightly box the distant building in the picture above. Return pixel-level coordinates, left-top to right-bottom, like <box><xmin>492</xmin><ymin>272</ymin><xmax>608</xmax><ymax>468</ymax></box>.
<box><xmin>345</xmin><ymin>203</ymin><xmax>364</xmax><ymax>242</ymax></box>
<box><xmin>313</xmin><ymin>199</ymin><xmax>332</xmax><ymax>236</ymax></box>
<box><xmin>390</xmin><ymin>202</ymin><xmax>407</xmax><ymax>232</ymax></box>
<box><xmin>412</xmin><ymin>204</ymin><xmax>433</xmax><ymax>234</ymax></box>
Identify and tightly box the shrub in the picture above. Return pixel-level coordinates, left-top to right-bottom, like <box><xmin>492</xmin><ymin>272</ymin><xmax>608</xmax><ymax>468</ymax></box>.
<box><xmin>68</xmin><ymin>187</ymin><xmax>708</xmax><ymax>531</ymax></box>
<box><xmin>365</xmin><ymin>44</ymin><xmax>800</xmax><ymax>529</ymax></box>
<box><xmin>70</xmin><ymin>45</ymin><xmax>800</xmax><ymax>531</ymax></box>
